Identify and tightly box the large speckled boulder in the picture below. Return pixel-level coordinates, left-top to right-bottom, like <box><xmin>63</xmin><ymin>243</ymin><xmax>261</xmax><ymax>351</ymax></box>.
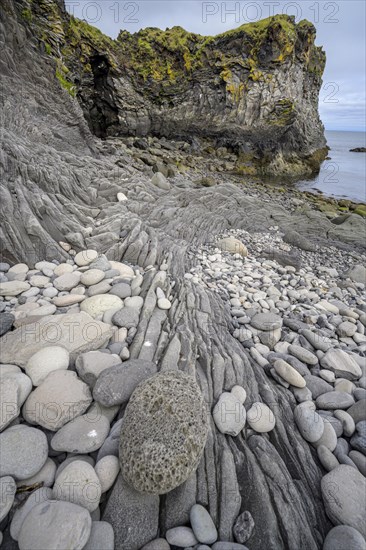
<box><xmin>119</xmin><ymin>370</ymin><xmax>209</xmax><ymax>494</ymax></box>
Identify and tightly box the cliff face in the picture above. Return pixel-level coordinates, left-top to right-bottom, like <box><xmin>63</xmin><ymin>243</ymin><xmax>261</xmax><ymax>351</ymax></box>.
<box><xmin>20</xmin><ymin>0</ymin><xmax>327</xmax><ymax>177</ymax></box>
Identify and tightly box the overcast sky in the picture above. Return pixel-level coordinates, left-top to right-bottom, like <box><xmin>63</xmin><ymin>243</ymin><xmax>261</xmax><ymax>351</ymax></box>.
<box><xmin>65</xmin><ymin>0</ymin><xmax>366</xmax><ymax>132</ymax></box>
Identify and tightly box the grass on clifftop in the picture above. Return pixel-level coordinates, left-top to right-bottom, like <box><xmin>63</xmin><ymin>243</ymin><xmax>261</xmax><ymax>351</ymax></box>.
<box><xmin>20</xmin><ymin>0</ymin><xmax>324</xmax><ymax>99</ymax></box>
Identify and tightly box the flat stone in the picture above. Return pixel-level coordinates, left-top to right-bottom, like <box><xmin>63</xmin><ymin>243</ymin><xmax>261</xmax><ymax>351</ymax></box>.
<box><xmin>288</xmin><ymin>344</ymin><xmax>318</xmax><ymax>365</ymax></box>
<box><xmin>74</xmin><ymin>249</ymin><xmax>98</xmax><ymax>267</ymax></box>
<box><xmin>17</xmin><ymin>457</ymin><xmax>56</xmax><ymax>489</ymax></box>
<box><xmin>349</xmin><ymin>450</ymin><xmax>366</xmax><ymax>476</ymax></box>
<box><xmin>0</xmin><ymin>281</ymin><xmax>30</xmax><ymax>296</ymax></box>
<box><xmin>217</xmin><ymin>236</ymin><xmax>248</xmax><ymax>257</ymax></box>
<box><xmin>231</xmin><ymin>385</ymin><xmax>247</xmax><ymax>404</ymax></box>
<box><xmin>0</xmin><ymin>312</ymin><xmax>14</xmax><ymax>336</ymax></box>
<box><xmin>294</xmin><ymin>405</ymin><xmax>324</xmax><ymax>443</ymax></box>
<box><xmin>81</xmin><ymin>294</ymin><xmax>123</xmax><ymax>318</ymax></box>
<box><xmin>337</xmin><ymin>321</ymin><xmax>357</xmax><ymax>338</ymax></box>
<box><xmin>300</xmin><ymin>328</ymin><xmax>332</xmax><ymax>352</ymax></box>
<box><xmin>0</xmin><ymin>425</ymin><xmax>48</xmax><ymax>480</ymax></box>
<box><xmin>88</xmin><ymin>281</ymin><xmax>112</xmax><ymax>296</ymax></box>
<box><xmin>93</xmin><ymin>359</ymin><xmax>157</xmax><ymax>407</ymax></box>
<box><xmin>80</xmin><ymin>269</ymin><xmax>105</xmax><ymax>286</ymax></box>
<box><xmin>323</xmin><ymin>525</ymin><xmax>366</xmax><ymax>550</ymax></box>
<box><xmin>95</xmin><ymin>455</ymin><xmax>120</xmax><ymax>493</ymax></box>
<box><xmin>53</xmin><ymin>294</ymin><xmax>85</xmax><ymax>306</ymax></box>
<box><xmin>53</xmin><ymin>460</ymin><xmax>101</xmax><ymax>512</ymax></box>
<box><xmin>25</xmin><ymin>345</ymin><xmax>69</xmax><ymax>386</ymax></box>
<box><xmin>317</xmin><ymin>445</ymin><xmax>339</xmax><ymax>472</ymax></box>
<box><xmin>304</xmin><ymin>374</ymin><xmax>334</xmax><ymax>399</ymax></box>
<box><xmin>18</xmin><ymin>500</ymin><xmax>92</xmax><ymax>550</ymax></box>
<box><xmin>10</xmin><ymin>487</ymin><xmax>53</xmax><ymax>541</ymax></box>
<box><xmin>320</xmin><ymin>349</ymin><xmax>362</xmax><ymax>380</ymax></box>
<box><xmin>124</xmin><ymin>296</ymin><xmax>144</xmax><ymax>310</ymax></box>
<box><xmin>110</xmin><ymin>282</ymin><xmax>132</xmax><ymax>299</ymax></box>
<box><xmin>0</xmin><ymin>476</ymin><xmax>16</xmax><ymax>522</ymax></box>
<box><xmin>334</xmin><ymin>410</ymin><xmax>355</xmax><ymax>436</ymax></box>
<box><xmin>0</xmin><ymin>312</ymin><xmax>114</xmax><ymax>367</ymax></box>
<box><xmin>83</xmin><ymin>521</ymin><xmax>114</xmax><ymax>550</ymax></box>
<box><xmin>347</xmin><ymin>400</ymin><xmax>366</xmax><ymax>424</ymax></box>
<box><xmin>109</xmin><ymin>261</ymin><xmax>134</xmax><ymax>279</ymax></box>
<box><xmin>291</xmin><ymin>385</ymin><xmax>312</xmax><ymax>403</ymax></box>
<box><xmin>29</xmin><ymin>275</ymin><xmax>50</xmax><ymax>288</ymax></box>
<box><xmin>23</xmin><ymin>370</ymin><xmax>92</xmax><ymax>431</ymax></box>
<box><xmin>112</xmin><ymin>306</ymin><xmax>140</xmax><ymax>328</ymax></box>
<box><xmin>32</xmin><ymin>304</ymin><xmax>57</xmax><ymax>316</ymax></box>
<box><xmin>334</xmin><ymin>376</ymin><xmax>357</xmax><ymax>397</ymax></box>
<box><xmin>274</xmin><ymin>359</ymin><xmax>306</xmax><ymax>388</ymax></box>
<box><xmin>321</xmin><ymin>465</ymin><xmax>366</xmax><ymax>537</ymax></box>
<box><xmin>319</xmin><ymin>369</ymin><xmax>335</xmax><ymax>383</ymax></box>
<box><xmin>213</xmin><ymin>393</ymin><xmax>246</xmax><ymax>436</ymax></box>
<box><xmin>75</xmin><ymin>350</ymin><xmax>121</xmax><ymax>387</ymax></box>
<box><xmin>157</xmin><ymin>298</ymin><xmax>171</xmax><ymax>310</ymax></box>
<box><xmin>312</xmin><ymin>418</ymin><xmax>337</xmax><ymax>451</ymax></box>
<box><xmin>166</xmin><ymin>526</ymin><xmax>198</xmax><ymax>547</ymax></box>
<box><xmin>316</xmin><ymin>391</ymin><xmax>355</xmax><ymax>410</ymax></box>
<box><xmin>55</xmin><ymin>456</ymin><xmax>95</xmax><ymax>479</ymax></box>
<box><xmin>42</xmin><ymin>286</ymin><xmax>58</xmax><ymax>298</ymax></box>
<box><xmin>54</xmin><ymin>263</ymin><xmax>74</xmax><ymax>276</ymax></box>
<box><xmin>0</xmin><ymin>378</ymin><xmax>19</xmax><ymax>431</ymax></box>
<box><xmin>53</xmin><ymin>272</ymin><xmax>81</xmax><ymax>291</ymax></box>
<box><xmin>317</xmin><ymin>300</ymin><xmax>339</xmax><ymax>314</ymax></box>
<box><xmin>246</xmin><ymin>402</ymin><xmax>276</xmax><ymax>433</ymax></box>
<box><xmin>120</xmin><ymin>370</ymin><xmax>208</xmax><ymax>494</ymax></box>
<box><xmin>250</xmin><ymin>313</ymin><xmax>282</xmax><ymax>331</ymax></box>
<box><xmin>51</xmin><ymin>413</ymin><xmax>110</xmax><ymax>453</ymax></box>
<box><xmin>190</xmin><ymin>504</ymin><xmax>218</xmax><ymax>544</ymax></box>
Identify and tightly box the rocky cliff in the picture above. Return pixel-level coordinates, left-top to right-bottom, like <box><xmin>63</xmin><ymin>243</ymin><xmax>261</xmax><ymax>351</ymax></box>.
<box><xmin>16</xmin><ymin>0</ymin><xmax>327</xmax><ymax>178</ymax></box>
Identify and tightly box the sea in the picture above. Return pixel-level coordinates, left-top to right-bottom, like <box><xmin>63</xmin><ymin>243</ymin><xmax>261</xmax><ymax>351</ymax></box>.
<box><xmin>297</xmin><ymin>130</ymin><xmax>366</xmax><ymax>203</ymax></box>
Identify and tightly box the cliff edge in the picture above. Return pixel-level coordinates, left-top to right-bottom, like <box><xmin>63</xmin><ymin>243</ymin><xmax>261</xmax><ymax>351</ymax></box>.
<box><xmin>20</xmin><ymin>0</ymin><xmax>327</xmax><ymax>177</ymax></box>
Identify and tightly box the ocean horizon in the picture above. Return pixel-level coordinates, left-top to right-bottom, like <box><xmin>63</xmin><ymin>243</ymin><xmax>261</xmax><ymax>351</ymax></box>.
<box><xmin>297</xmin><ymin>129</ymin><xmax>366</xmax><ymax>202</ymax></box>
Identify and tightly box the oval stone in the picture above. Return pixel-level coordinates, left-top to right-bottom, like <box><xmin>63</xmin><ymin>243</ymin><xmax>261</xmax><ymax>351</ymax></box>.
<box><xmin>323</xmin><ymin>525</ymin><xmax>366</xmax><ymax>550</ymax></box>
<box><xmin>190</xmin><ymin>504</ymin><xmax>218</xmax><ymax>544</ymax></box>
<box><xmin>81</xmin><ymin>295</ymin><xmax>123</xmax><ymax>319</ymax></box>
<box><xmin>321</xmin><ymin>465</ymin><xmax>366</xmax><ymax>537</ymax></box>
<box><xmin>316</xmin><ymin>391</ymin><xmax>355</xmax><ymax>410</ymax></box>
<box><xmin>294</xmin><ymin>405</ymin><xmax>324</xmax><ymax>443</ymax></box>
<box><xmin>18</xmin><ymin>500</ymin><xmax>92</xmax><ymax>550</ymax></box>
<box><xmin>120</xmin><ymin>370</ymin><xmax>208</xmax><ymax>494</ymax></box>
<box><xmin>53</xmin><ymin>461</ymin><xmax>101</xmax><ymax>512</ymax></box>
<box><xmin>0</xmin><ymin>425</ymin><xmax>48</xmax><ymax>480</ymax></box>
<box><xmin>274</xmin><ymin>359</ymin><xmax>306</xmax><ymax>388</ymax></box>
<box><xmin>213</xmin><ymin>393</ymin><xmax>246</xmax><ymax>436</ymax></box>
<box><xmin>247</xmin><ymin>402</ymin><xmax>276</xmax><ymax>433</ymax></box>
